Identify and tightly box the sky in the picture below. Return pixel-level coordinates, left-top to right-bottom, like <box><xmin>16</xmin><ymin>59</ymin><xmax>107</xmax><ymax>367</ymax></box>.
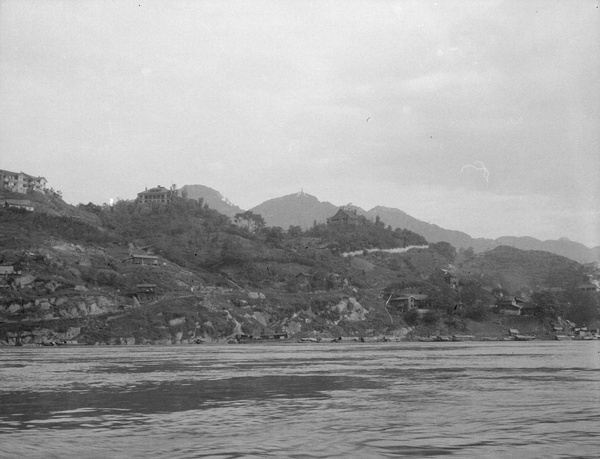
<box><xmin>1</xmin><ymin>0</ymin><xmax>599</xmax><ymax>247</ymax></box>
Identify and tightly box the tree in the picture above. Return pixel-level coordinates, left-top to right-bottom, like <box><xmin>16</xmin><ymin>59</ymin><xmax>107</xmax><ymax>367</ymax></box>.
<box><xmin>530</xmin><ymin>291</ymin><xmax>562</xmax><ymax>318</ymax></box>
<box><xmin>287</xmin><ymin>225</ymin><xmax>303</xmax><ymax>238</ymax></box>
<box><xmin>261</xmin><ymin>226</ymin><xmax>284</xmax><ymax>246</ymax></box>
<box><xmin>234</xmin><ymin>211</ymin><xmax>265</xmax><ymax>232</ymax></box>
<box><xmin>429</xmin><ymin>241</ymin><xmax>457</xmax><ymax>262</ymax></box>
<box><xmin>219</xmin><ymin>236</ymin><xmax>248</xmax><ymax>266</ymax></box>
<box><xmin>565</xmin><ymin>291</ymin><xmax>599</xmax><ymax>326</ymax></box>
<box><xmin>458</xmin><ymin>247</ymin><xmax>475</xmax><ymax>261</ymax></box>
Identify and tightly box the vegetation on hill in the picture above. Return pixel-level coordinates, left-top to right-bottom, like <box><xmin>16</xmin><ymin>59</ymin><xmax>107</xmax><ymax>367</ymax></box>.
<box><xmin>305</xmin><ymin>219</ymin><xmax>427</xmax><ymax>253</ymax></box>
<box><xmin>1</xmin><ymin>188</ymin><xmax>599</xmax><ymax>345</ymax></box>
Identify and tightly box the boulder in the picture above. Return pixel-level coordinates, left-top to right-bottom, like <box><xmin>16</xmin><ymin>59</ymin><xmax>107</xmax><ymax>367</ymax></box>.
<box><xmin>56</xmin><ymin>327</ymin><xmax>80</xmax><ymax>340</ymax></box>
<box><xmin>74</xmin><ymin>285</ymin><xmax>88</xmax><ymax>292</ymax></box>
<box><xmin>97</xmin><ymin>297</ymin><xmax>113</xmax><ymax>308</ymax></box>
<box><xmin>168</xmin><ymin>317</ymin><xmax>186</xmax><ymax>327</ymax></box>
<box><xmin>253</xmin><ymin>312</ymin><xmax>269</xmax><ymax>326</ymax></box>
<box><xmin>39</xmin><ymin>302</ymin><xmax>52</xmax><ymax>310</ymax></box>
<box><xmin>15</xmin><ymin>275</ymin><xmax>35</xmax><ymax>288</ymax></box>
<box><xmin>55</xmin><ymin>297</ymin><xmax>68</xmax><ymax>307</ymax></box>
<box><xmin>7</xmin><ymin>303</ymin><xmax>22</xmax><ymax>313</ymax></box>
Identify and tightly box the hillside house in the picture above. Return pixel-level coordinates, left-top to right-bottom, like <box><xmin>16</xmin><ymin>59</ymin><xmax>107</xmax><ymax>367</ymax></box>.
<box><xmin>389</xmin><ymin>293</ymin><xmax>430</xmax><ymax>313</ymax></box>
<box><xmin>3</xmin><ymin>199</ymin><xmax>34</xmax><ymax>212</ymax></box>
<box><xmin>0</xmin><ymin>266</ymin><xmax>15</xmax><ymax>276</ymax></box>
<box><xmin>0</xmin><ymin>169</ymin><xmax>46</xmax><ymax>194</ymax></box>
<box><xmin>125</xmin><ymin>254</ymin><xmax>160</xmax><ymax>266</ymax></box>
<box><xmin>576</xmin><ymin>283</ymin><xmax>599</xmax><ymax>293</ymax></box>
<box><xmin>136</xmin><ymin>284</ymin><xmax>157</xmax><ymax>300</ymax></box>
<box><xmin>496</xmin><ymin>297</ymin><xmax>526</xmax><ymax>315</ymax></box>
<box><xmin>520</xmin><ymin>303</ymin><xmax>538</xmax><ymax>316</ymax></box>
<box><xmin>326</xmin><ymin>207</ymin><xmax>364</xmax><ymax>226</ymax></box>
<box><xmin>137</xmin><ymin>185</ymin><xmax>176</xmax><ymax>204</ymax></box>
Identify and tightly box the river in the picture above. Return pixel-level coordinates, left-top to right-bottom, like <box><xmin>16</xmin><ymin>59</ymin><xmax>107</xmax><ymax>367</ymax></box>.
<box><xmin>1</xmin><ymin>342</ymin><xmax>599</xmax><ymax>458</ymax></box>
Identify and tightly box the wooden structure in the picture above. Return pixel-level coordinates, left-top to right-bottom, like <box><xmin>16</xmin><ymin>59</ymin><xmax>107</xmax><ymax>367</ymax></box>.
<box><xmin>135</xmin><ymin>284</ymin><xmax>157</xmax><ymax>300</ymax></box>
<box><xmin>496</xmin><ymin>297</ymin><xmax>526</xmax><ymax>315</ymax></box>
<box><xmin>3</xmin><ymin>199</ymin><xmax>34</xmax><ymax>212</ymax></box>
<box><xmin>125</xmin><ymin>254</ymin><xmax>160</xmax><ymax>266</ymax></box>
<box><xmin>389</xmin><ymin>293</ymin><xmax>430</xmax><ymax>313</ymax></box>
<box><xmin>326</xmin><ymin>207</ymin><xmax>363</xmax><ymax>226</ymax></box>
<box><xmin>0</xmin><ymin>265</ymin><xmax>15</xmax><ymax>276</ymax></box>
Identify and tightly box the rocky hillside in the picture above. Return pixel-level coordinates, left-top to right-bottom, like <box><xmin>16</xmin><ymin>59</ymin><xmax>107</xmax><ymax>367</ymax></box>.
<box><xmin>1</xmin><ymin>194</ymin><xmax>597</xmax><ymax>346</ymax></box>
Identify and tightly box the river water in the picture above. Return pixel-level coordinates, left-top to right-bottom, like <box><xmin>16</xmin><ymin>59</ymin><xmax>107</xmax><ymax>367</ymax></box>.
<box><xmin>1</xmin><ymin>342</ymin><xmax>599</xmax><ymax>458</ymax></box>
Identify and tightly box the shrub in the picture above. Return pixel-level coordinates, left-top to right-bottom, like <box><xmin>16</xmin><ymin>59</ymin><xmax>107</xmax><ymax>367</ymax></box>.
<box><xmin>403</xmin><ymin>309</ymin><xmax>419</xmax><ymax>326</ymax></box>
<box><xmin>422</xmin><ymin>310</ymin><xmax>440</xmax><ymax>325</ymax></box>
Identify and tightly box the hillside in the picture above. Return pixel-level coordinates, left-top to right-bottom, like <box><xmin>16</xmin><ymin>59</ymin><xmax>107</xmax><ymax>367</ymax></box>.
<box><xmin>179</xmin><ymin>184</ymin><xmax>244</xmax><ymax>217</ymax></box>
<box><xmin>455</xmin><ymin>246</ymin><xmax>587</xmax><ymax>295</ymax></box>
<box><xmin>1</xmin><ymin>188</ymin><xmax>101</xmax><ymax>227</ymax></box>
<box><xmin>1</xmin><ymin>194</ymin><xmax>598</xmax><ymax>346</ymax></box>
<box><xmin>247</xmin><ymin>191</ymin><xmax>599</xmax><ymax>264</ymax></box>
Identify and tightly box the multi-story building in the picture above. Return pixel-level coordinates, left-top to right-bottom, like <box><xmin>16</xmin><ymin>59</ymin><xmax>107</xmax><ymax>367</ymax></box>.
<box><xmin>137</xmin><ymin>185</ymin><xmax>176</xmax><ymax>204</ymax></box>
<box><xmin>0</xmin><ymin>169</ymin><xmax>47</xmax><ymax>194</ymax></box>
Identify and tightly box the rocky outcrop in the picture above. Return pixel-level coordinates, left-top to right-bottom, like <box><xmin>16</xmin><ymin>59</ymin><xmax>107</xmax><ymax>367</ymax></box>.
<box><xmin>334</xmin><ymin>298</ymin><xmax>368</xmax><ymax>322</ymax></box>
<box><xmin>2</xmin><ymin>295</ymin><xmax>121</xmax><ymax>319</ymax></box>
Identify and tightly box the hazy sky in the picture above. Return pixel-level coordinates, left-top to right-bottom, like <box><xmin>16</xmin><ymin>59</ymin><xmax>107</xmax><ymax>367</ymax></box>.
<box><xmin>1</xmin><ymin>0</ymin><xmax>599</xmax><ymax>247</ymax></box>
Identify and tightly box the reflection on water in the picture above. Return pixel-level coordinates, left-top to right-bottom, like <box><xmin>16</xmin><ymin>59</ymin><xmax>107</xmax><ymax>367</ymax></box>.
<box><xmin>1</xmin><ymin>342</ymin><xmax>599</xmax><ymax>458</ymax></box>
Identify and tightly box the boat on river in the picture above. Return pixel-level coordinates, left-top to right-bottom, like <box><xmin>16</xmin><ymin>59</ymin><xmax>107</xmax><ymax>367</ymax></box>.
<box><xmin>514</xmin><ymin>334</ymin><xmax>536</xmax><ymax>341</ymax></box>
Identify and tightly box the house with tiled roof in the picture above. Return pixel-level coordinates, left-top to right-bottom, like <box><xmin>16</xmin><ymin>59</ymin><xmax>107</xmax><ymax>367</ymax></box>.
<box><xmin>495</xmin><ymin>296</ymin><xmax>527</xmax><ymax>315</ymax></box>
<box><xmin>326</xmin><ymin>207</ymin><xmax>364</xmax><ymax>226</ymax></box>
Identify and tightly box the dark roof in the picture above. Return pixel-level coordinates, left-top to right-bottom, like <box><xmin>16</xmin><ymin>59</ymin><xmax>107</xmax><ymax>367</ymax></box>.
<box><xmin>5</xmin><ymin>199</ymin><xmax>33</xmax><ymax>206</ymax></box>
<box><xmin>138</xmin><ymin>186</ymin><xmax>170</xmax><ymax>195</ymax></box>
<box><xmin>391</xmin><ymin>294</ymin><xmax>428</xmax><ymax>301</ymax></box>
<box><xmin>329</xmin><ymin>208</ymin><xmax>359</xmax><ymax>220</ymax></box>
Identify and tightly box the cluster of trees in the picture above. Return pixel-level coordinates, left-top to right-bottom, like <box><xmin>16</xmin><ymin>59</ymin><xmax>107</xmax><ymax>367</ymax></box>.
<box><xmin>305</xmin><ymin>218</ymin><xmax>427</xmax><ymax>253</ymax></box>
<box><xmin>530</xmin><ymin>290</ymin><xmax>599</xmax><ymax>325</ymax></box>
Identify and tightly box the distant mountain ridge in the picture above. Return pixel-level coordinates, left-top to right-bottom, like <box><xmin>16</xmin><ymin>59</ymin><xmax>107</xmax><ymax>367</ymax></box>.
<box><xmin>180</xmin><ymin>184</ymin><xmax>243</xmax><ymax>217</ymax></box>
<box><xmin>250</xmin><ymin>191</ymin><xmax>339</xmax><ymax>228</ymax></box>
<box><xmin>182</xmin><ymin>185</ymin><xmax>599</xmax><ymax>264</ymax></box>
